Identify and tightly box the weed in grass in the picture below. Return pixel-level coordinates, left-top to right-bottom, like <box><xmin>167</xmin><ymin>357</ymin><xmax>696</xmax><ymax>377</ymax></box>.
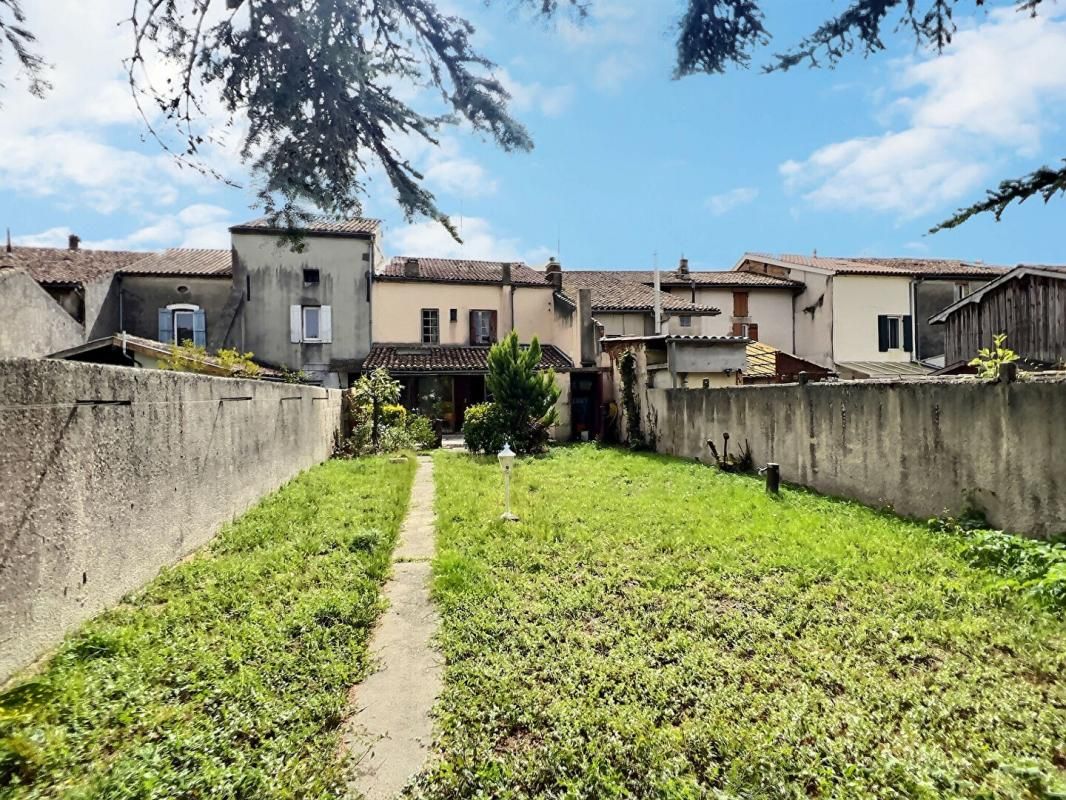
<box><xmin>418</xmin><ymin>445</ymin><xmax>1066</xmax><ymax>800</ymax></box>
<box><xmin>0</xmin><ymin>456</ymin><xmax>414</xmax><ymax>800</ymax></box>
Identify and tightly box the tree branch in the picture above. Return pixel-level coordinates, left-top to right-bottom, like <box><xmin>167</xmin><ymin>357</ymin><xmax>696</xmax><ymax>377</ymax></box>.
<box><xmin>930</xmin><ymin>161</ymin><xmax>1066</xmax><ymax>232</ymax></box>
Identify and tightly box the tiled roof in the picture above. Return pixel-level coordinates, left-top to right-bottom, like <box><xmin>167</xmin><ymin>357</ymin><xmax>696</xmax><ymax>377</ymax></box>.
<box><xmin>742</xmin><ymin>253</ymin><xmax>1006</xmax><ymax>278</ymax></box>
<box><xmin>230</xmin><ymin>214</ymin><xmax>380</xmax><ymax>236</ymax></box>
<box><xmin>575</xmin><ymin>268</ymin><xmax>800</xmax><ymax>288</ymax></box>
<box><xmin>0</xmin><ymin>246</ymin><xmax>146</xmax><ymax>285</ymax></box>
<box><xmin>379</xmin><ymin>257</ymin><xmax>552</xmax><ymax>287</ymax></box>
<box><xmin>363</xmin><ymin>344</ymin><xmax>573</xmax><ymax>373</ymax></box>
<box><xmin>562</xmin><ymin>271</ymin><xmax>720</xmax><ymax>314</ymax></box>
<box><xmin>122</xmin><ymin>248</ymin><xmax>232</xmax><ymax>277</ymax></box>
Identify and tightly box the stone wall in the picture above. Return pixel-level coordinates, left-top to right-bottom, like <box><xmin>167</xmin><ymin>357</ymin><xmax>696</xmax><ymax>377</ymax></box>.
<box><xmin>633</xmin><ymin>375</ymin><xmax>1066</xmax><ymax>538</ymax></box>
<box><xmin>0</xmin><ymin>359</ymin><xmax>342</xmax><ymax>682</ymax></box>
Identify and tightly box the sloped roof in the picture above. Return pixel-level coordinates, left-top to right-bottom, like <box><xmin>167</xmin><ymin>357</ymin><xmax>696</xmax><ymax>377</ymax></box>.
<box><xmin>928</xmin><ymin>264</ymin><xmax>1066</xmax><ymax>324</ymax></box>
<box><xmin>562</xmin><ymin>271</ymin><xmax>720</xmax><ymax>314</ymax></box>
<box><xmin>363</xmin><ymin>344</ymin><xmax>573</xmax><ymax>373</ymax></box>
<box><xmin>575</xmin><ymin>268</ymin><xmax>800</xmax><ymax>289</ymax></box>
<box><xmin>230</xmin><ymin>214</ymin><xmax>380</xmax><ymax>237</ymax></box>
<box><xmin>835</xmin><ymin>361</ymin><xmax>933</xmax><ymax>378</ymax></box>
<box><xmin>122</xmin><ymin>248</ymin><xmax>232</xmax><ymax>277</ymax></box>
<box><xmin>379</xmin><ymin>257</ymin><xmax>552</xmax><ymax>287</ymax></box>
<box><xmin>49</xmin><ymin>333</ymin><xmax>280</xmax><ymax>378</ymax></box>
<box><xmin>740</xmin><ymin>253</ymin><xmax>1006</xmax><ymax>278</ymax></box>
<box><xmin>744</xmin><ymin>341</ymin><xmax>779</xmax><ymax>378</ymax></box>
<box><xmin>0</xmin><ymin>246</ymin><xmax>146</xmax><ymax>285</ymax></box>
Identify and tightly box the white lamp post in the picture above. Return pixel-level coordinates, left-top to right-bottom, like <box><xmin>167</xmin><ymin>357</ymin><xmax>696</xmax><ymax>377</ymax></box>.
<box><xmin>497</xmin><ymin>442</ymin><xmax>518</xmax><ymax>522</ymax></box>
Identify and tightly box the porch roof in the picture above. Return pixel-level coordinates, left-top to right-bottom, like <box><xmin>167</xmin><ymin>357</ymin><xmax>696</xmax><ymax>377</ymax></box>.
<box><xmin>364</xmin><ymin>343</ymin><xmax>574</xmax><ymax>374</ymax></box>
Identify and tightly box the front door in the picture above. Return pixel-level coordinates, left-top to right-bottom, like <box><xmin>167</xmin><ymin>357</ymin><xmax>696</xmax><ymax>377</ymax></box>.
<box><xmin>451</xmin><ymin>375</ymin><xmax>487</xmax><ymax>431</ymax></box>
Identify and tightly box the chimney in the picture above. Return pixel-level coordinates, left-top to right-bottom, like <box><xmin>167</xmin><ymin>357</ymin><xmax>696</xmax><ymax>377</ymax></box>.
<box><xmin>5</xmin><ymin>228</ymin><xmax>11</xmax><ymax>253</ymax></box>
<box><xmin>68</xmin><ymin>234</ymin><xmax>81</xmax><ymax>251</ymax></box>
<box><xmin>545</xmin><ymin>256</ymin><xmax>563</xmax><ymax>290</ymax></box>
<box><xmin>403</xmin><ymin>257</ymin><xmax>419</xmax><ymax>278</ymax></box>
<box><xmin>678</xmin><ymin>256</ymin><xmax>689</xmax><ymax>275</ymax></box>
<box><xmin>501</xmin><ymin>262</ymin><xmax>512</xmax><ymax>285</ymax></box>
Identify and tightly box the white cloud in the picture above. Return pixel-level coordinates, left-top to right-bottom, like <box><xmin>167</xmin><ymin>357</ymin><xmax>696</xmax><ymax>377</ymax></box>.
<box><xmin>388</xmin><ymin>216</ymin><xmax>548</xmax><ymax>264</ymax></box>
<box><xmin>707</xmin><ymin>187</ymin><xmax>759</xmax><ymax>216</ymax></box>
<box><xmin>780</xmin><ymin>7</ymin><xmax>1066</xmax><ymax>218</ymax></box>
<box><xmin>496</xmin><ymin>68</ymin><xmax>575</xmax><ymax>117</ymax></box>
<box><xmin>17</xmin><ymin>204</ymin><xmax>235</xmax><ymax>251</ymax></box>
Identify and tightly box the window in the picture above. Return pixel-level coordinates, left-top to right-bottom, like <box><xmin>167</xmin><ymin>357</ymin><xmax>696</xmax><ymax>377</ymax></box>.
<box><xmin>702</xmin><ymin>378</ymin><xmax>710</xmax><ymax>389</ymax></box>
<box><xmin>422</xmin><ymin>308</ymin><xmax>440</xmax><ymax>344</ymax></box>
<box><xmin>954</xmin><ymin>282</ymin><xmax>970</xmax><ymax>301</ymax></box>
<box><xmin>289</xmin><ymin>304</ymin><xmax>332</xmax><ymax>343</ymax></box>
<box><xmin>733</xmin><ymin>291</ymin><xmax>749</xmax><ymax>317</ymax></box>
<box><xmin>450</xmin><ymin>308</ymin><xmax>458</xmax><ymax>323</ymax></box>
<box><xmin>679</xmin><ymin>315</ymin><xmax>692</xmax><ymax>328</ymax></box>
<box><xmin>303</xmin><ymin>306</ymin><xmax>321</xmax><ymax>341</ymax></box>
<box><xmin>730</xmin><ymin>322</ymin><xmax>759</xmax><ymax>341</ymax></box>
<box><xmin>877</xmin><ymin>314</ymin><xmax>913</xmax><ymax>353</ymax></box>
<box><xmin>303</xmin><ymin>268</ymin><xmax>320</xmax><ymax>286</ymax></box>
<box><xmin>158</xmin><ymin>304</ymin><xmax>205</xmax><ymax>347</ymax></box>
<box><xmin>470</xmin><ymin>310</ymin><xmax>497</xmax><ymax>345</ymax></box>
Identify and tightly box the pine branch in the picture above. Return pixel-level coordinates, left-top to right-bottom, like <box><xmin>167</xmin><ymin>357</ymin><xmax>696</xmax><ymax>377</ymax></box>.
<box><xmin>674</xmin><ymin>0</ymin><xmax>769</xmax><ymax>77</ymax></box>
<box><xmin>930</xmin><ymin>161</ymin><xmax>1066</xmax><ymax>233</ymax></box>
<box><xmin>0</xmin><ymin>0</ymin><xmax>49</xmax><ymax>100</ymax></box>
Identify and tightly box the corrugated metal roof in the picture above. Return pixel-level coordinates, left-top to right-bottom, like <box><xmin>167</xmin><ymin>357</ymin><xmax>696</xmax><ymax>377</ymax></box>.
<box><xmin>835</xmin><ymin>361</ymin><xmax>934</xmax><ymax>378</ymax></box>
<box><xmin>572</xmin><ymin>269</ymin><xmax>800</xmax><ymax>288</ymax></box>
<box><xmin>122</xmin><ymin>249</ymin><xmax>232</xmax><ymax>277</ymax></box>
<box><xmin>742</xmin><ymin>253</ymin><xmax>1006</xmax><ymax>278</ymax></box>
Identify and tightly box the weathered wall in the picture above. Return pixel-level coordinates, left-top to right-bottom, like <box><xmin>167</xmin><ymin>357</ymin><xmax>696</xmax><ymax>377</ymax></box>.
<box><xmin>119</xmin><ymin>275</ymin><xmax>232</xmax><ymax>345</ymax></box>
<box><xmin>0</xmin><ymin>270</ymin><xmax>85</xmax><ymax>358</ymax></box>
<box><xmin>635</xmin><ymin>376</ymin><xmax>1066</xmax><ymax>538</ymax></box>
<box><xmin>0</xmin><ymin>359</ymin><xmax>342</xmax><ymax>682</ymax></box>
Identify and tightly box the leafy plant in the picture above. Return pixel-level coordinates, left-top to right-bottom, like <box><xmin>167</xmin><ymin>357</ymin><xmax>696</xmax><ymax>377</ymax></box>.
<box><xmin>462</xmin><ymin>402</ymin><xmax>508</xmax><ymax>455</ymax></box>
<box><xmin>348</xmin><ymin>368</ymin><xmax>402</xmax><ymax>451</ymax></box>
<box><xmin>159</xmin><ymin>342</ymin><xmax>262</xmax><ymax>378</ymax></box>
<box><xmin>337</xmin><ymin>370</ymin><xmax>438</xmax><ymax>456</ymax></box>
<box><xmin>969</xmin><ymin>333</ymin><xmax>1019</xmax><ymax>379</ymax></box>
<box><xmin>485</xmin><ymin>332</ymin><xmax>560</xmax><ymax>455</ymax></box>
<box><xmin>280</xmin><ymin>364</ymin><xmax>310</xmax><ymax>384</ymax></box>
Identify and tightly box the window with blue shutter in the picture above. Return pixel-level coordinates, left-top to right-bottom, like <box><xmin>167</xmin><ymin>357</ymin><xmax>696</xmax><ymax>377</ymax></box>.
<box><xmin>158</xmin><ymin>308</ymin><xmax>173</xmax><ymax>343</ymax></box>
<box><xmin>192</xmin><ymin>309</ymin><xmax>207</xmax><ymax>347</ymax></box>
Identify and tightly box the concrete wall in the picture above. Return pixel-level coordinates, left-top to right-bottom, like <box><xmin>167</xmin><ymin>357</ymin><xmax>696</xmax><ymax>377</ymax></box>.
<box><xmin>0</xmin><ymin>359</ymin><xmax>342</xmax><ymax>682</ymax></box>
<box><xmin>0</xmin><ymin>270</ymin><xmax>85</xmax><ymax>358</ymax></box>
<box><xmin>785</xmin><ymin>267</ymin><xmax>835</xmax><ymax>368</ymax></box>
<box><xmin>634</xmin><ymin>376</ymin><xmax>1066</xmax><ymax>537</ymax></box>
<box><xmin>832</xmin><ymin>275</ymin><xmax>914</xmax><ymax>364</ymax></box>
<box><xmin>119</xmin><ymin>275</ymin><xmax>232</xmax><ymax>346</ymax></box>
<box><xmin>233</xmin><ymin>232</ymin><xmax>374</xmax><ymax>386</ymax></box>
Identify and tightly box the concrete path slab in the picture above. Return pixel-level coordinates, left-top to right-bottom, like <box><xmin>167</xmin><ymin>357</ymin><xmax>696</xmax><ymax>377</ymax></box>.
<box><xmin>343</xmin><ymin>456</ymin><xmax>441</xmax><ymax>800</ymax></box>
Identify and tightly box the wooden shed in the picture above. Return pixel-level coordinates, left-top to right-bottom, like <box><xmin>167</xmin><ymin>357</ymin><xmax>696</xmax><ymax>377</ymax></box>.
<box><xmin>929</xmin><ymin>266</ymin><xmax>1066</xmax><ymax>366</ymax></box>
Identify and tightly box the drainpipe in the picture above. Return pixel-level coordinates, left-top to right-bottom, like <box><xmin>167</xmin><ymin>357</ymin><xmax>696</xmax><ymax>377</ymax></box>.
<box><xmin>653</xmin><ymin>260</ymin><xmax>662</xmax><ymax>335</ymax></box>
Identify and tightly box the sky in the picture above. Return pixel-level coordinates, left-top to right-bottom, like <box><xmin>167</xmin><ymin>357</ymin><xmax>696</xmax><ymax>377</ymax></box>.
<box><xmin>0</xmin><ymin>0</ymin><xmax>1064</xmax><ymax>271</ymax></box>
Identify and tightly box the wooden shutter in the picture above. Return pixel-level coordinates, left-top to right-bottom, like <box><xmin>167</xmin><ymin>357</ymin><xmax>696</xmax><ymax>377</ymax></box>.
<box><xmin>192</xmin><ymin>310</ymin><xmax>207</xmax><ymax>347</ymax></box>
<box><xmin>877</xmin><ymin>315</ymin><xmax>890</xmax><ymax>352</ymax></box>
<box><xmin>747</xmin><ymin>323</ymin><xmax>759</xmax><ymax>342</ymax></box>
<box><xmin>903</xmin><ymin>315</ymin><xmax>913</xmax><ymax>353</ymax></box>
<box><xmin>489</xmin><ymin>310</ymin><xmax>498</xmax><ymax>343</ymax></box>
<box><xmin>290</xmin><ymin>305</ymin><xmax>302</xmax><ymax>343</ymax></box>
<box><xmin>158</xmin><ymin>309</ymin><xmax>173</xmax><ymax>343</ymax></box>
<box><xmin>731</xmin><ymin>322</ymin><xmax>744</xmax><ymax>336</ymax></box>
<box><xmin>320</xmin><ymin>306</ymin><xmax>333</xmax><ymax>343</ymax></box>
<box><xmin>469</xmin><ymin>311</ymin><xmax>477</xmax><ymax>345</ymax></box>
<box><xmin>733</xmin><ymin>291</ymin><xmax>749</xmax><ymax>317</ymax></box>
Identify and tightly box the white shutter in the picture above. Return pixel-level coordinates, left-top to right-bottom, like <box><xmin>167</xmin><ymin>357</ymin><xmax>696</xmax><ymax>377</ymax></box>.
<box><xmin>290</xmin><ymin>305</ymin><xmax>302</xmax><ymax>343</ymax></box>
<box><xmin>320</xmin><ymin>305</ymin><xmax>332</xmax><ymax>343</ymax></box>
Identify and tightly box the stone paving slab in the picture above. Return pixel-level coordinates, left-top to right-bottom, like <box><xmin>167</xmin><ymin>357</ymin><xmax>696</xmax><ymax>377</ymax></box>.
<box><xmin>344</xmin><ymin>456</ymin><xmax>441</xmax><ymax>800</ymax></box>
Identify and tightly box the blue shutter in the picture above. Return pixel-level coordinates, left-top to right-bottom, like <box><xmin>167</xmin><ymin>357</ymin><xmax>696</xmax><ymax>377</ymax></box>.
<box><xmin>192</xmin><ymin>310</ymin><xmax>207</xmax><ymax>347</ymax></box>
<box><xmin>158</xmin><ymin>309</ymin><xmax>173</xmax><ymax>343</ymax></box>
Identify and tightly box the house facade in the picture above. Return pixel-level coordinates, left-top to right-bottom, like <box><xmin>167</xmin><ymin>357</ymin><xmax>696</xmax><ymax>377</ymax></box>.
<box><xmin>930</xmin><ymin>265</ymin><xmax>1066</xmax><ymax>369</ymax></box>
<box><xmin>369</xmin><ymin>257</ymin><xmax>599</xmax><ymax>438</ymax></box>
<box><xmin>734</xmin><ymin>253</ymin><xmax>1006</xmax><ymax>377</ymax></box>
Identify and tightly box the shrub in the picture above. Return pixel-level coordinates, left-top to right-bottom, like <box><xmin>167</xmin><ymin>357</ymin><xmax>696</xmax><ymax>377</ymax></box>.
<box><xmin>485</xmin><ymin>332</ymin><xmax>560</xmax><ymax>454</ymax></box>
<box><xmin>405</xmin><ymin>414</ymin><xmax>438</xmax><ymax>450</ymax></box>
<box><xmin>159</xmin><ymin>342</ymin><xmax>262</xmax><ymax>378</ymax></box>
<box><xmin>462</xmin><ymin>402</ymin><xmax>508</xmax><ymax>455</ymax></box>
<box><xmin>380</xmin><ymin>404</ymin><xmax>407</xmax><ymax>427</ymax></box>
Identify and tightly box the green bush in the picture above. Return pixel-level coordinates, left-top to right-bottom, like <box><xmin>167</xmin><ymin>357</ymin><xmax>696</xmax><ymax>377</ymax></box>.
<box><xmin>405</xmin><ymin>414</ymin><xmax>438</xmax><ymax>450</ymax></box>
<box><xmin>462</xmin><ymin>402</ymin><xmax>508</xmax><ymax>455</ymax></box>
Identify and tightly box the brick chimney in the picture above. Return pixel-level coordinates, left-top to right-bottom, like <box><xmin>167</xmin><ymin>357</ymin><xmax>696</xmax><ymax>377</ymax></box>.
<box><xmin>403</xmin><ymin>257</ymin><xmax>419</xmax><ymax>278</ymax></box>
<box><xmin>545</xmin><ymin>256</ymin><xmax>563</xmax><ymax>290</ymax></box>
<box><xmin>68</xmin><ymin>234</ymin><xmax>81</xmax><ymax>251</ymax></box>
<box><xmin>678</xmin><ymin>256</ymin><xmax>689</xmax><ymax>275</ymax></box>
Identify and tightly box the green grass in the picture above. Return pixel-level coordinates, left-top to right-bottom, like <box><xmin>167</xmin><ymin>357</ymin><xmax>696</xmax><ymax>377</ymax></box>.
<box><xmin>420</xmin><ymin>445</ymin><xmax>1066</xmax><ymax>799</ymax></box>
<box><xmin>0</xmin><ymin>456</ymin><xmax>415</xmax><ymax>800</ymax></box>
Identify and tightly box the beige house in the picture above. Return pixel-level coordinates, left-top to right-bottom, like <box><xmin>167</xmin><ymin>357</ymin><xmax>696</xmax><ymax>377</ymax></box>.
<box><xmin>369</xmin><ymin>257</ymin><xmax>599</xmax><ymax>438</ymax></box>
<box><xmin>734</xmin><ymin>253</ymin><xmax>1006</xmax><ymax>377</ymax></box>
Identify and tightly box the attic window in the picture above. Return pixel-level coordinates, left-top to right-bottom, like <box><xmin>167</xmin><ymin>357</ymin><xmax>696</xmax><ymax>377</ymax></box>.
<box><xmin>303</xmin><ymin>268</ymin><xmax>320</xmax><ymax>286</ymax></box>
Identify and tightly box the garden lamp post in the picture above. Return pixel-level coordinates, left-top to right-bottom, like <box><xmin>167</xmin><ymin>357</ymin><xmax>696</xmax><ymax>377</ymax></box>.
<box><xmin>498</xmin><ymin>442</ymin><xmax>518</xmax><ymax>522</ymax></box>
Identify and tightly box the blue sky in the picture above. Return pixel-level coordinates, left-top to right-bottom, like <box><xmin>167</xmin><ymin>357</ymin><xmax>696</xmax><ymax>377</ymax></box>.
<box><xmin>1</xmin><ymin>0</ymin><xmax>1064</xmax><ymax>270</ymax></box>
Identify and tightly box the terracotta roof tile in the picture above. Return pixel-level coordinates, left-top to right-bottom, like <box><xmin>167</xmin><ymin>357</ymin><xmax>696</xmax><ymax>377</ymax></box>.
<box><xmin>562</xmin><ymin>271</ymin><xmax>720</xmax><ymax>314</ymax></box>
<box><xmin>364</xmin><ymin>344</ymin><xmax>573</xmax><ymax>373</ymax></box>
<box><xmin>575</xmin><ymin>268</ymin><xmax>800</xmax><ymax>288</ymax></box>
<box><xmin>230</xmin><ymin>214</ymin><xmax>380</xmax><ymax>236</ymax></box>
<box><xmin>743</xmin><ymin>253</ymin><xmax>1007</xmax><ymax>278</ymax></box>
<box><xmin>122</xmin><ymin>249</ymin><xmax>232</xmax><ymax>277</ymax></box>
<box><xmin>0</xmin><ymin>246</ymin><xmax>146</xmax><ymax>285</ymax></box>
<box><xmin>379</xmin><ymin>257</ymin><xmax>552</xmax><ymax>287</ymax></box>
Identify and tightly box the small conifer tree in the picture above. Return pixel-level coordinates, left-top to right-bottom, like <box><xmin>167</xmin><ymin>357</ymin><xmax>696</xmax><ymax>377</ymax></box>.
<box><xmin>485</xmin><ymin>332</ymin><xmax>561</xmax><ymax>454</ymax></box>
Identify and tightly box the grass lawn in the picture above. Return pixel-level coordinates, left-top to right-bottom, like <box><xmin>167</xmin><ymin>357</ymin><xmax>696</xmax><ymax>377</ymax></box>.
<box><xmin>0</xmin><ymin>456</ymin><xmax>415</xmax><ymax>799</ymax></box>
<box><xmin>421</xmin><ymin>445</ymin><xmax>1066</xmax><ymax>799</ymax></box>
